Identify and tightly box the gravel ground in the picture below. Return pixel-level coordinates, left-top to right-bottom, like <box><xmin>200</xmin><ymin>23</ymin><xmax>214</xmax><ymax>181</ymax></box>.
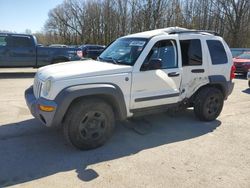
<box><xmin>0</xmin><ymin>70</ymin><xmax>249</xmax><ymax>188</ymax></box>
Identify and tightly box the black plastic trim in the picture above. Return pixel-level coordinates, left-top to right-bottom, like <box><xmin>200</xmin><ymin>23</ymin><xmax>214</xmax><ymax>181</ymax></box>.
<box><xmin>208</xmin><ymin>75</ymin><xmax>234</xmax><ymax>99</ymax></box>
<box><xmin>130</xmin><ymin>102</ymin><xmax>180</xmax><ymax>117</ymax></box>
<box><xmin>168</xmin><ymin>72</ymin><xmax>180</xmax><ymax>77</ymax></box>
<box><xmin>169</xmin><ymin>30</ymin><xmax>220</xmax><ymax>36</ymax></box>
<box><xmin>191</xmin><ymin>69</ymin><xmax>205</xmax><ymax>73</ymax></box>
<box><xmin>135</xmin><ymin>92</ymin><xmax>179</xmax><ymax>102</ymax></box>
<box><xmin>52</xmin><ymin>83</ymin><xmax>127</xmax><ymax>127</ymax></box>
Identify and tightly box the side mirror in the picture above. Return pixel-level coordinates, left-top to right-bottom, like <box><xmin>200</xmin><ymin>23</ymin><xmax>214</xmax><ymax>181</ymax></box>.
<box><xmin>141</xmin><ymin>58</ymin><xmax>162</xmax><ymax>71</ymax></box>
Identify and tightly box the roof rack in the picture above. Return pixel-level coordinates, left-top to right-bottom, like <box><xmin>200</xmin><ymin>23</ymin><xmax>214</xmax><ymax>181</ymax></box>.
<box><xmin>168</xmin><ymin>30</ymin><xmax>220</xmax><ymax>36</ymax></box>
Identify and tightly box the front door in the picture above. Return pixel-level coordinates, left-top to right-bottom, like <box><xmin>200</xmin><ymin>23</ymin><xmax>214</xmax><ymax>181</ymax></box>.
<box><xmin>7</xmin><ymin>35</ymin><xmax>36</xmax><ymax>67</ymax></box>
<box><xmin>130</xmin><ymin>37</ymin><xmax>182</xmax><ymax>110</ymax></box>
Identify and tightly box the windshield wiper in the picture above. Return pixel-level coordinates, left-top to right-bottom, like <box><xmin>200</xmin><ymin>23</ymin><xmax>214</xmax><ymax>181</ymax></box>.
<box><xmin>102</xmin><ymin>56</ymin><xmax>118</xmax><ymax>64</ymax></box>
<box><xmin>111</xmin><ymin>57</ymin><xmax>118</xmax><ymax>64</ymax></box>
<box><xmin>99</xmin><ymin>56</ymin><xmax>127</xmax><ymax>65</ymax></box>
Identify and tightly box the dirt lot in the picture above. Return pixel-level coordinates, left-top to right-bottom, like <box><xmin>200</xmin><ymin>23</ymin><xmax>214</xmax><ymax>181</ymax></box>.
<box><xmin>0</xmin><ymin>69</ymin><xmax>249</xmax><ymax>188</ymax></box>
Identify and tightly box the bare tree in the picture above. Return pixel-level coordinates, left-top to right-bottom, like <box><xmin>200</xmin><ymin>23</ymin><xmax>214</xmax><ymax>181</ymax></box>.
<box><xmin>40</xmin><ymin>0</ymin><xmax>250</xmax><ymax>47</ymax></box>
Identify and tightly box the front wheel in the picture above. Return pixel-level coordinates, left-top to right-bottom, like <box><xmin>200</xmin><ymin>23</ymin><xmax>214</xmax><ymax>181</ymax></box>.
<box><xmin>194</xmin><ymin>87</ymin><xmax>224</xmax><ymax>121</ymax></box>
<box><xmin>63</xmin><ymin>98</ymin><xmax>115</xmax><ymax>150</ymax></box>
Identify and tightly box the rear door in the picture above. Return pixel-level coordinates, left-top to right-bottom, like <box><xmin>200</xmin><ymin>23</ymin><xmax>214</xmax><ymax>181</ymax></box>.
<box><xmin>178</xmin><ymin>35</ymin><xmax>208</xmax><ymax>98</ymax></box>
<box><xmin>7</xmin><ymin>35</ymin><xmax>36</xmax><ymax>67</ymax></box>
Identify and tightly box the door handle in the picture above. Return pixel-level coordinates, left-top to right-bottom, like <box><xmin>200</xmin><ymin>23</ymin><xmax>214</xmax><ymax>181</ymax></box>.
<box><xmin>168</xmin><ymin>72</ymin><xmax>180</xmax><ymax>77</ymax></box>
<box><xmin>191</xmin><ymin>69</ymin><xmax>205</xmax><ymax>73</ymax></box>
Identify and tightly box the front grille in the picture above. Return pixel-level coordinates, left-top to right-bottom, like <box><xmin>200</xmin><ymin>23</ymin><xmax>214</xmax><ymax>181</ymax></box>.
<box><xmin>33</xmin><ymin>76</ymin><xmax>43</xmax><ymax>98</ymax></box>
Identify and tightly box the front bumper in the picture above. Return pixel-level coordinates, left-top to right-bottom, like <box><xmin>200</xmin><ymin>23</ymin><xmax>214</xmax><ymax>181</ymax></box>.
<box><xmin>25</xmin><ymin>86</ymin><xmax>57</xmax><ymax>127</ymax></box>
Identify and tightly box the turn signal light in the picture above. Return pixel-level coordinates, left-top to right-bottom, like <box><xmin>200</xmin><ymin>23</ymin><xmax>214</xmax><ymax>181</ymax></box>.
<box><xmin>39</xmin><ymin>105</ymin><xmax>55</xmax><ymax>112</ymax></box>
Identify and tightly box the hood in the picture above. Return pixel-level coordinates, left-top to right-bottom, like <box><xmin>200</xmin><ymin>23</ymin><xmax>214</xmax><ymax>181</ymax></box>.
<box><xmin>37</xmin><ymin>60</ymin><xmax>132</xmax><ymax>81</ymax></box>
<box><xmin>233</xmin><ymin>58</ymin><xmax>250</xmax><ymax>63</ymax></box>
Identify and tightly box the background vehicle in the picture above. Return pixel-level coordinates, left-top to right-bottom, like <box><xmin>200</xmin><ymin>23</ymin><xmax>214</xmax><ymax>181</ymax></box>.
<box><xmin>247</xmin><ymin>71</ymin><xmax>250</xmax><ymax>87</ymax></box>
<box><xmin>79</xmin><ymin>44</ymin><xmax>105</xmax><ymax>59</ymax></box>
<box><xmin>25</xmin><ymin>27</ymin><xmax>235</xmax><ymax>150</ymax></box>
<box><xmin>231</xmin><ymin>48</ymin><xmax>250</xmax><ymax>57</ymax></box>
<box><xmin>233</xmin><ymin>52</ymin><xmax>250</xmax><ymax>76</ymax></box>
<box><xmin>0</xmin><ymin>33</ymin><xmax>82</xmax><ymax>67</ymax></box>
<box><xmin>48</xmin><ymin>44</ymin><xmax>68</xmax><ymax>48</ymax></box>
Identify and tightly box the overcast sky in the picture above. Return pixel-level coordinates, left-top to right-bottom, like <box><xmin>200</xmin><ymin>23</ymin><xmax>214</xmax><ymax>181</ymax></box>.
<box><xmin>0</xmin><ymin>0</ymin><xmax>64</xmax><ymax>33</ymax></box>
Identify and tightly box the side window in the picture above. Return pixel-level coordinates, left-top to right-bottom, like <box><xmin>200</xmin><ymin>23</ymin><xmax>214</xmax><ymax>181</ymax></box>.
<box><xmin>10</xmin><ymin>36</ymin><xmax>32</xmax><ymax>48</ymax></box>
<box><xmin>180</xmin><ymin>39</ymin><xmax>202</xmax><ymax>66</ymax></box>
<box><xmin>141</xmin><ymin>40</ymin><xmax>177</xmax><ymax>70</ymax></box>
<box><xmin>207</xmin><ymin>40</ymin><xmax>228</xmax><ymax>64</ymax></box>
<box><xmin>0</xmin><ymin>36</ymin><xmax>7</xmax><ymax>46</ymax></box>
<box><xmin>97</xmin><ymin>47</ymin><xmax>104</xmax><ymax>50</ymax></box>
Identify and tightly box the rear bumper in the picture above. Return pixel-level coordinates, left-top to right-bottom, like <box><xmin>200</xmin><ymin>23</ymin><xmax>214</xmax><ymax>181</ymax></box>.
<box><xmin>25</xmin><ymin>86</ymin><xmax>57</xmax><ymax>127</ymax></box>
<box><xmin>247</xmin><ymin>72</ymin><xmax>250</xmax><ymax>80</ymax></box>
<box><xmin>225</xmin><ymin>81</ymin><xmax>234</xmax><ymax>99</ymax></box>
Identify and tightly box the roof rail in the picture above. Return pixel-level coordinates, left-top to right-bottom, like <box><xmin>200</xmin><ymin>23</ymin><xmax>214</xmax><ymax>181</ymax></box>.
<box><xmin>168</xmin><ymin>30</ymin><xmax>220</xmax><ymax>36</ymax></box>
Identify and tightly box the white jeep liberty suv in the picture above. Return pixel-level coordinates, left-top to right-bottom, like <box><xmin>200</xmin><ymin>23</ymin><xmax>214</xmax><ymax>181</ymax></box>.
<box><xmin>25</xmin><ymin>27</ymin><xmax>235</xmax><ymax>150</ymax></box>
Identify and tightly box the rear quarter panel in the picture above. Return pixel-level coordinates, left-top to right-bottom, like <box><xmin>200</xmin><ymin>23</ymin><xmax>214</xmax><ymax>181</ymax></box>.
<box><xmin>205</xmin><ymin>36</ymin><xmax>233</xmax><ymax>81</ymax></box>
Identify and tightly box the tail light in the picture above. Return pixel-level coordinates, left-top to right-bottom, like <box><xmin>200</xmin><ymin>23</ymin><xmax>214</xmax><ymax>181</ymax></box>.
<box><xmin>77</xmin><ymin>50</ymin><xmax>83</xmax><ymax>58</ymax></box>
<box><xmin>230</xmin><ymin>65</ymin><xmax>236</xmax><ymax>80</ymax></box>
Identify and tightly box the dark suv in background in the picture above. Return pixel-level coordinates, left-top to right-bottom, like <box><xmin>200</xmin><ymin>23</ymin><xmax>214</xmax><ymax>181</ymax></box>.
<box><xmin>79</xmin><ymin>44</ymin><xmax>105</xmax><ymax>60</ymax></box>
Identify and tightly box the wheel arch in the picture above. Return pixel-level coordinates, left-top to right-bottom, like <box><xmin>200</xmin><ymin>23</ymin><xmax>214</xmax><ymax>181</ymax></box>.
<box><xmin>53</xmin><ymin>84</ymin><xmax>127</xmax><ymax>127</ymax></box>
<box><xmin>189</xmin><ymin>75</ymin><xmax>231</xmax><ymax>105</ymax></box>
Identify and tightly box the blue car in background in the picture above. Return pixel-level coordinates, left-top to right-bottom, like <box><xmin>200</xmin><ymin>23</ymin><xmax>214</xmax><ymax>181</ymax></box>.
<box><xmin>0</xmin><ymin>33</ymin><xmax>83</xmax><ymax>67</ymax></box>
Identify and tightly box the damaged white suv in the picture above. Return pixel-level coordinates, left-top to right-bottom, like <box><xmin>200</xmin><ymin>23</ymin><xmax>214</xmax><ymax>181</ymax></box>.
<box><xmin>25</xmin><ymin>27</ymin><xmax>235</xmax><ymax>150</ymax></box>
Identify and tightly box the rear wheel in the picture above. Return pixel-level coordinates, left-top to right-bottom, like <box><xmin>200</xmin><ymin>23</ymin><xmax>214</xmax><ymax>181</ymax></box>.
<box><xmin>63</xmin><ymin>98</ymin><xmax>115</xmax><ymax>150</ymax></box>
<box><xmin>194</xmin><ymin>87</ymin><xmax>224</xmax><ymax>121</ymax></box>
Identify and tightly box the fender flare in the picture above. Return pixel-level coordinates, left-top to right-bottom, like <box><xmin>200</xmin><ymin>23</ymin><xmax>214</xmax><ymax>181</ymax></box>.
<box><xmin>52</xmin><ymin>83</ymin><xmax>127</xmax><ymax>127</ymax></box>
<box><xmin>208</xmin><ymin>75</ymin><xmax>234</xmax><ymax>98</ymax></box>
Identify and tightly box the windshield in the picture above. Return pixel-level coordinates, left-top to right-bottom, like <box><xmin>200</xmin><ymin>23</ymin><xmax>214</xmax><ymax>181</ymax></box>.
<box><xmin>99</xmin><ymin>38</ymin><xmax>148</xmax><ymax>65</ymax></box>
<box><xmin>236</xmin><ymin>53</ymin><xmax>250</xmax><ymax>59</ymax></box>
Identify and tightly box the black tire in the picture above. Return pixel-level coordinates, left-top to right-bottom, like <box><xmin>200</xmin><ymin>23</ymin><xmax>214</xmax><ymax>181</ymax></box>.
<box><xmin>194</xmin><ymin>87</ymin><xmax>224</xmax><ymax>121</ymax></box>
<box><xmin>63</xmin><ymin>98</ymin><xmax>115</xmax><ymax>150</ymax></box>
<box><xmin>248</xmin><ymin>80</ymin><xmax>250</xmax><ymax>88</ymax></box>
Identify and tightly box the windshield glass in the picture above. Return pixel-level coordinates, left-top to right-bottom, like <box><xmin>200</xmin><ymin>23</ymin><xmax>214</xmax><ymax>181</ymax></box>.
<box><xmin>99</xmin><ymin>38</ymin><xmax>148</xmax><ymax>65</ymax></box>
<box><xmin>236</xmin><ymin>53</ymin><xmax>250</xmax><ymax>59</ymax></box>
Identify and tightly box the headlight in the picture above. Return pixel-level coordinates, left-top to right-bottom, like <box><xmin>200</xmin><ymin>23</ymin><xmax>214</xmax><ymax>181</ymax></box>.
<box><xmin>42</xmin><ymin>78</ymin><xmax>52</xmax><ymax>96</ymax></box>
